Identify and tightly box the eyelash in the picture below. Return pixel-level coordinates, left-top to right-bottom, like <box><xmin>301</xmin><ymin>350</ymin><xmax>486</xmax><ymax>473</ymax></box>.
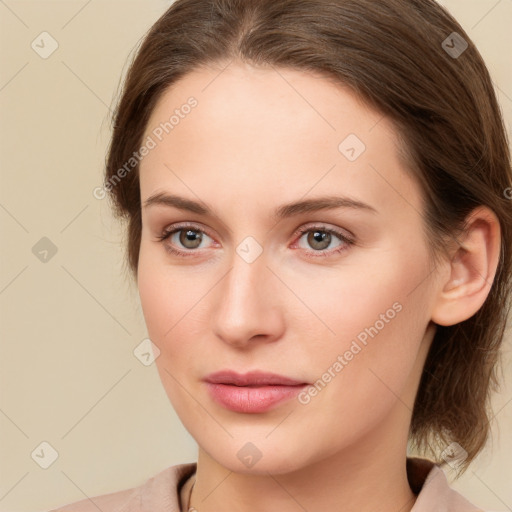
<box><xmin>155</xmin><ymin>222</ymin><xmax>355</xmax><ymax>259</ymax></box>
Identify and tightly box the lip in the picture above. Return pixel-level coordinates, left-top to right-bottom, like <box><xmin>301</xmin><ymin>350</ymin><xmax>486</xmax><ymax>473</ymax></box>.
<box><xmin>204</xmin><ymin>370</ymin><xmax>309</xmax><ymax>413</ymax></box>
<box><xmin>204</xmin><ymin>370</ymin><xmax>307</xmax><ymax>387</ymax></box>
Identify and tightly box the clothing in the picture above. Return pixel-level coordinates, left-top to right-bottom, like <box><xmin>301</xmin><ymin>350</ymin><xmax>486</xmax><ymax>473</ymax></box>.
<box><xmin>47</xmin><ymin>457</ymin><xmax>483</xmax><ymax>511</ymax></box>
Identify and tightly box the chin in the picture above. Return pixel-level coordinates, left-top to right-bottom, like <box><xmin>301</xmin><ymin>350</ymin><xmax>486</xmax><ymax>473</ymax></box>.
<box><xmin>198</xmin><ymin>435</ymin><xmax>322</xmax><ymax>476</ymax></box>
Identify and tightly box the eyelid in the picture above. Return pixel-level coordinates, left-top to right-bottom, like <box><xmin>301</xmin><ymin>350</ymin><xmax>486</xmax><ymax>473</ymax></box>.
<box><xmin>158</xmin><ymin>221</ymin><xmax>215</xmax><ymax>238</ymax></box>
<box><xmin>292</xmin><ymin>222</ymin><xmax>355</xmax><ymax>242</ymax></box>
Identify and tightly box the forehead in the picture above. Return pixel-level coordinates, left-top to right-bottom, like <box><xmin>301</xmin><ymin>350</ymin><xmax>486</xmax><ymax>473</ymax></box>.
<box><xmin>139</xmin><ymin>62</ymin><xmax>419</xmax><ymax>219</ymax></box>
<box><xmin>144</xmin><ymin>61</ymin><xmax>391</xmax><ymax>141</ymax></box>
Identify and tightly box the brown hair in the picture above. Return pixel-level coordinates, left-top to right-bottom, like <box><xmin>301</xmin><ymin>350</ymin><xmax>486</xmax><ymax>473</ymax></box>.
<box><xmin>104</xmin><ymin>0</ymin><xmax>512</xmax><ymax>474</ymax></box>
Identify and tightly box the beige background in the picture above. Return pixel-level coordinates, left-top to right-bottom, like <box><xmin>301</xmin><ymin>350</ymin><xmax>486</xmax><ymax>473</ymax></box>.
<box><xmin>0</xmin><ymin>1</ymin><xmax>511</xmax><ymax>510</ymax></box>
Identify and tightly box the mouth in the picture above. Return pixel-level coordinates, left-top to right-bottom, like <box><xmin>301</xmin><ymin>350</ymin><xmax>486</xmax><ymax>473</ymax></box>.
<box><xmin>203</xmin><ymin>370</ymin><xmax>309</xmax><ymax>413</ymax></box>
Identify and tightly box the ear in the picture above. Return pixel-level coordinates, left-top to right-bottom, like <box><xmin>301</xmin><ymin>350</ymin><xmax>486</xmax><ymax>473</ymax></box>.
<box><xmin>431</xmin><ymin>206</ymin><xmax>501</xmax><ymax>327</ymax></box>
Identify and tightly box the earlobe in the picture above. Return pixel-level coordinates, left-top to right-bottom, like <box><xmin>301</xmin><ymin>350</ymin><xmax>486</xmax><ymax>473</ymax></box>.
<box><xmin>431</xmin><ymin>206</ymin><xmax>501</xmax><ymax>327</ymax></box>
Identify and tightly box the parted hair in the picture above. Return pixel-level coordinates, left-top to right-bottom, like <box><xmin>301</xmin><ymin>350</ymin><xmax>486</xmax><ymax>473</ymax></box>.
<box><xmin>103</xmin><ymin>0</ymin><xmax>512</xmax><ymax>474</ymax></box>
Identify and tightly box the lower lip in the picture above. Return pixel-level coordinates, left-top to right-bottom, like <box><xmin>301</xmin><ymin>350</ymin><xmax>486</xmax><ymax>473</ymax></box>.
<box><xmin>205</xmin><ymin>383</ymin><xmax>307</xmax><ymax>413</ymax></box>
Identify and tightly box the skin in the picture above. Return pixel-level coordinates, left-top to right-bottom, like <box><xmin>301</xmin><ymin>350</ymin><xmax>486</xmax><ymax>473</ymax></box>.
<box><xmin>137</xmin><ymin>61</ymin><xmax>500</xmax><ymax>512</ymax></box>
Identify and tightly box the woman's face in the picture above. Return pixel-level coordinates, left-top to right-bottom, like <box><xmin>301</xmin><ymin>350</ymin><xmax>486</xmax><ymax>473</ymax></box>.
<box><xmin>137</xmin><ymin>62</ymin><xmax>441</xmax><ymax>474</ymax></box>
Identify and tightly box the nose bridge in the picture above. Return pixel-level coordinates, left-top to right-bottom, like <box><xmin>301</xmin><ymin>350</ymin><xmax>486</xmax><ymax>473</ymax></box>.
<box><xmin>221</xmin><ymin>245</ymin><xmax>269</xmax><ymax>315</ymax></box>
<box><xmin>212</xmin><ymin>240</ymin><xmax>283</xmax><ymax>346</ymax></box>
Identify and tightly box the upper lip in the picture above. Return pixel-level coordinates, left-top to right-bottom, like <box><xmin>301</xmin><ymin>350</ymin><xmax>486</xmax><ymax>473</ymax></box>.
<box><xmin>204</xmin><ymin>370</ymin><xmax>308</xmax><ymax>387</ymax></box>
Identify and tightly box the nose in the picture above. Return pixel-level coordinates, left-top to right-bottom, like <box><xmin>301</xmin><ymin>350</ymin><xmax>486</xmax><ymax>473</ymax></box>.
<box><xmin>212</xmin><ymin>248</ymin><xmax>285</xmax><ymax>349</ymax></box>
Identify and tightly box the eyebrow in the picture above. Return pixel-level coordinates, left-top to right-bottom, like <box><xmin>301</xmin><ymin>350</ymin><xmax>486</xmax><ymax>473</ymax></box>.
<box><xmin>142</xmin><ymin>192</ymin><xmax>378</xmax><ymax>219</ymax></box>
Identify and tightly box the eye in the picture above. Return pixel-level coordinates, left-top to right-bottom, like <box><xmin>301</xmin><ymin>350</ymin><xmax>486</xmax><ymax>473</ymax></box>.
<box><xmin>292</xmin><ymin>224</ymin><xmax>354</xmax><ymax>257</ymax></box>
<box><xmin>155</xmin><ymin>222</ymin><xmax>355</xmax><ymax>259</ymax></box>
<box><xmin>156</xmin><ymin>223</ymin><xmax>215</xmax><ymax>257</ymax></box>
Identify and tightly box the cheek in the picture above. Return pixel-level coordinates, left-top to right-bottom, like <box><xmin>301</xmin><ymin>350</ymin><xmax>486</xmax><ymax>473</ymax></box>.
<box><xmin>313</xmin><ymin>274</ymin><xmax>431</xmax><ymax>422</ymax></box>
<box><xmin>137</xmin><ymin>260</ymin><xmax>168</xmax><ymax>345</ymax></box>
<box><xmin>137</xmin><ymin>252</ymin><xmax>201</xmax><ymax>412</ymax></box>
<box><xmin>284</xmin><ymin>243</ymin><xmax>430</xmax><ymax>347</ymax></box>
<box><xmin>306</xmin><ymin>303</ymin><xmax>426</xmax><ymax>454</ymax></box>
<box><xmin>137</xmin><ymin>243</ymin><xmax>218</xmax><ymax>386</ymax></box>
<box><xmin>137</xmin><ymin>242</ymin><xmax>204</xmax><ymax>343</ymax></box>
<box><xmin>292</xmin><ymin>244</ymin><xmax>432</xmax><ymax>400</ymax></box>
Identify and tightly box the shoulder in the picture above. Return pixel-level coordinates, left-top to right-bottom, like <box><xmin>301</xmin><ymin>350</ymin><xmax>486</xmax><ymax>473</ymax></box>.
<box><xmin>409</xmin><ymin>457</ymin><xmax>484</xmax><ymax>512</ymax></box>
<box><xmin>46</xmin><ymin>462</ymin><xmax>197</xmax><ymax>512</ymax></box>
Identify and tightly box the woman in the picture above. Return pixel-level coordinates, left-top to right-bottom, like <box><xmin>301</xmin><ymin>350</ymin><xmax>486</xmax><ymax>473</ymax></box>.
<box><xmin>51</xmin><ymin>0</ymin><xmax>511</xmax><ymax>510</ymax></box>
